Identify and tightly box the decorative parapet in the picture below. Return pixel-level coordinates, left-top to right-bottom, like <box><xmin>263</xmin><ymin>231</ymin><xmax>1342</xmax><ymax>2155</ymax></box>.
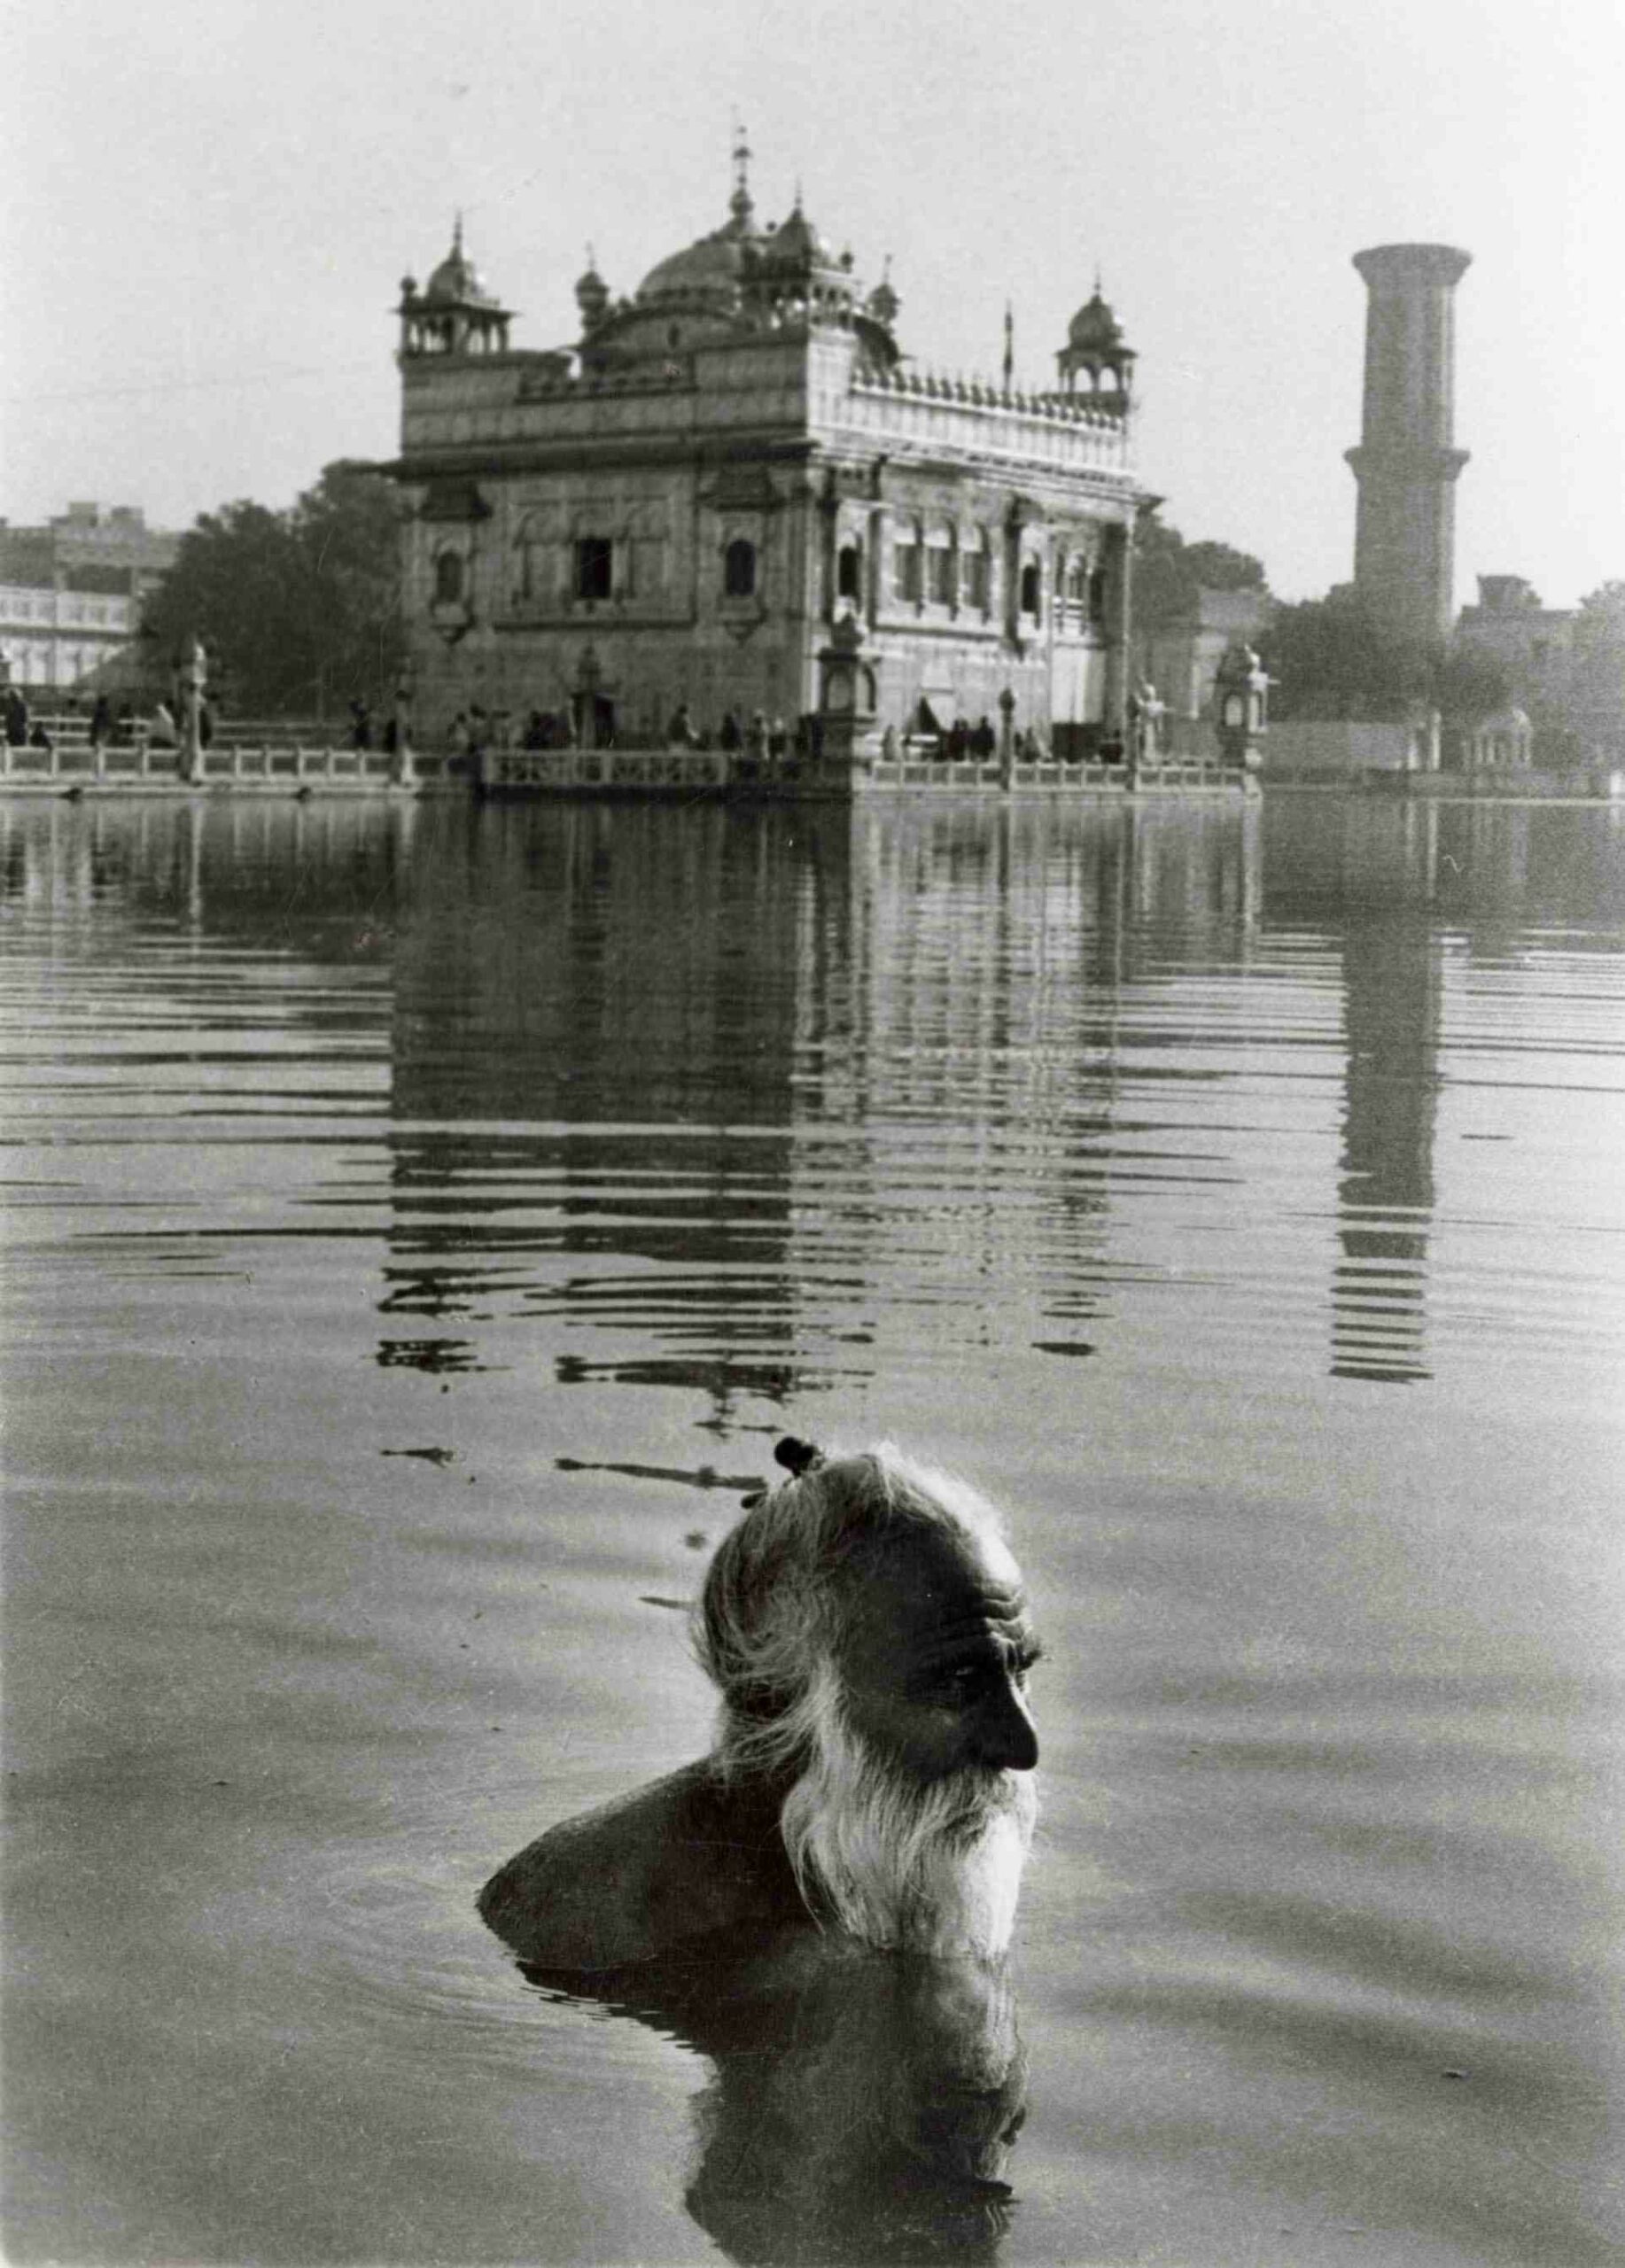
<box><xmin>837</xmin><ymin>362</ymin><xmax>1135</xmax><ymax>478</ymax></box>
<box><xmin>853</xmin><ymin>361</ymin><xmax>1125</xmax><ymax>431</ymax></box>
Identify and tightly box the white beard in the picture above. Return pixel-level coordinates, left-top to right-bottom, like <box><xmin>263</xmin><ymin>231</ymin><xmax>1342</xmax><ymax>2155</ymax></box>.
<box><xmin>776</xmin><ymin>1663</ymin><xmax>1037</xmax><ymax>1959</ymax></box>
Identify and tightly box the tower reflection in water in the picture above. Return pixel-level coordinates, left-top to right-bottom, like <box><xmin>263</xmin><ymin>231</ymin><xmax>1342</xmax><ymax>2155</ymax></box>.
<box><xmin>1261</xmin><ymin>795</ymin><xmax>1579</xmax><ymax>1387</ymax></box>
<box><xmin>521</xmin><ymin>1940</ymin><xmax>1027</xmax><ymax>2266</ymax></box>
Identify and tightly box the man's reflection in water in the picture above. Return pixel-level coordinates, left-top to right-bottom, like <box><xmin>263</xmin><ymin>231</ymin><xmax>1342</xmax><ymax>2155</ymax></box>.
<box><xmin>522</xmin><ymin>1936</ymin><xmax>1027</xmax><ymax>2265</ymax></box>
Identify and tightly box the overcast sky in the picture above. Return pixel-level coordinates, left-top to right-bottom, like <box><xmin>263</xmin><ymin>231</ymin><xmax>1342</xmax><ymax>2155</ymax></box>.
<box><xmin>5</xmin><ymin>0</ymin><xmax>1621</xmax><ymax>606</ymax></box>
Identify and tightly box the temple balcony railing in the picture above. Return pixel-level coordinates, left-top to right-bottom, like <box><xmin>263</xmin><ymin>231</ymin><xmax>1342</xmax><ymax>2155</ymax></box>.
<box><xmin>836</xmin><ymin>370</ymin><xmax>1137</xmax><ymax>479</ymax></box>
<box><xmin>1</xmin><ymin>726</ymin><xmax>451</xmax><ymax>791</ymax></box>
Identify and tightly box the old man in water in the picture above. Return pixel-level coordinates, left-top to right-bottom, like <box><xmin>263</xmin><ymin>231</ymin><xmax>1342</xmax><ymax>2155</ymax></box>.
<box><xmin>478</xmin><ymin>1441</ymin><xmax>1043</xmax><ymax>1971</ymax></box>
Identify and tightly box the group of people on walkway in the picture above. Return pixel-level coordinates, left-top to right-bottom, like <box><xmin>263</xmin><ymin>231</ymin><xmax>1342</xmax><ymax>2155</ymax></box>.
<box><xmin>671</xmin><ymin>706</ymin><xmax>795</xmax><ymax>763</ymax></box>
<box><xmin>347</xmin><ymin>699</ymin><xmax>403</xmax><ymax>757</ymax></box>
<box><xmin>441</xmin><ymin>703</ymin><xmax>810</xmax><ymax>764</ymax></box>
<box><xmin>3</xmin><ymin>686</ymin><xmax>191</xmax><ymax>754</ymax></box>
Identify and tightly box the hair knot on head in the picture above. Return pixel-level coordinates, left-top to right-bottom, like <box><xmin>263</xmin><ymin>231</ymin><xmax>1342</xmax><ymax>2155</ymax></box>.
<box><xmin>774</xmin><ymin>1436</ymin><xmax>826</xmax><ymax>1479</ymax></box>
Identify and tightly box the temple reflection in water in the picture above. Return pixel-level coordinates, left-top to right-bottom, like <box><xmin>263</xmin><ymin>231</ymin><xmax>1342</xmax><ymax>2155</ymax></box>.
<box><xmin>5</xmin><ymin>790</ymin><xmax>1607</xmax><ymax>1410</ymax></box>
<box><xmin>381</xmin><ymin>800</ymin><xmax>1266</xmax><ymax>1420</ymax></box>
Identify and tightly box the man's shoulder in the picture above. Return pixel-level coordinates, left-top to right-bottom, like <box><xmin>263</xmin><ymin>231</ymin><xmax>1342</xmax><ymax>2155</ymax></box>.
<box><xmin>478</xmin><ymin>1756</ymin><xmax>803</xmax><ymax>1971</ymax></box>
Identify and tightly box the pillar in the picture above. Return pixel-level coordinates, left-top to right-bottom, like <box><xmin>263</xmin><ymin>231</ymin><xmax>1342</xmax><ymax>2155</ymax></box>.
<box><xmin>1345</xmin><ymin>244</ymin><xmax>1472</xmax><ymax>645</ymax></box>
<box><xmin>1105</xmin><ymin>521</ymin><xmax>1134</xmax><ymax>746</ymax></box>
<box><xmin>178</xmin><ymin>638</ymin><xmax>206</xmax><ymax>786</ymax></box>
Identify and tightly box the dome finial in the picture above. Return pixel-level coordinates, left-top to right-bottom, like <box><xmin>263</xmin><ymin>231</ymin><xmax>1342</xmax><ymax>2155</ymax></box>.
<box><xmin>867</xmin><ymin>252</ymin><xmax>899</xmax><ymax>327</ymax></box>
<box><xmin>730</xmin><ymin>114</ymin><xmax>754</xmax><ymax>229</ymax></box>
<box><xmin>453</xmin><ymin>211</ymin><xmax>464</xmax><ymax>257</ymax></box>
<box><xmin>576</xmin><ymin>242</ymin><xmax>610</xmax><ymax>327</ymax></box>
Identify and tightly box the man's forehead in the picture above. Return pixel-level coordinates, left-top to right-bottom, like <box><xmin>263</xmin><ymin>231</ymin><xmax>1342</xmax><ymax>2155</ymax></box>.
<box><xmin>839</xmin><ymin>1522</ymin><xmax>1032</xmax><ymax>1653</ymax></box>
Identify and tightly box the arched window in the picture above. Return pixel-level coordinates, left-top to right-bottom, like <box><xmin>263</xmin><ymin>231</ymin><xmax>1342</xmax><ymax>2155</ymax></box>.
<box><xmin>926</xmin><ymin>530</ymin><xmax>955</xmax><ymax>606</ymax></box>
<box><xmin>960</xmin><ymin>530</ymin><xmax>990</xmax><ymax>610</ymax></box>
<box><xmin>516</xmin><ymin>516</ymin><xmax>548</xmax><ymax>602</ymax></box>
<box><xmin>894</xmin><ymin>529</ymin><xmax>921</xmax><ymax>603</ymax></box>
<box><xmin>724</xmin><ymin>539</ymin><xmax>757</xmax><ymax>599</ymax></box>
<box><xmin>837</xmin><ymin>541</ymin><xmax>863</xmax><ymax>602</ymax></box>
<box><xmin>574</xmin><ymin>537</ymin><xmax>613</xmax><ymax>602</ymax></box>
<box><xmin>434</xmin><ymin>549</ymin><xmax>465</xmax><ymax>606</ymax></box>
<box><xmin>1020</xmin><ymin>561</ymin><xmax>1041</xmax><ymax>618</ymax></box>
<box><xmin>1067</xmin><ymin>555</ymin><xmax>1088</xmax><ymax>605</ymax></box>
<box><xmin>1088</xmin><ymin>566</ymin><xmax>1108</xmax><ymax>625</ymax></box>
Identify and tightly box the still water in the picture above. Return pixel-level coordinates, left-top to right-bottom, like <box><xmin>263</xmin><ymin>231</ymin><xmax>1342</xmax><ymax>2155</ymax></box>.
<box><xmin>3</xmin><ymin>792</ymin><xmax>1621</xmax><ymax>2267</ymax></box>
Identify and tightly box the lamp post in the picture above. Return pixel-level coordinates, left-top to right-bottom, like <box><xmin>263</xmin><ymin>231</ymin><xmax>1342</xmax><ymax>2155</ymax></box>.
<box><xmin>1214</xmin><ymin>641</ymin><xmax>1268</xmax><ymax>780</ymax></box>
<box><xmin>997</xmin><ymin>686</ymin><xmax>1016</xmax><ymax>788</ymax></box>
<box><xmin>391</xmin><ymin>656</ymin><xmax>416</xmax><ymax>786</ymax></box>
<box><xmin>177</xmin><ymin>637</ymin><xmax>207</xmax><ymax>786</ymax></box>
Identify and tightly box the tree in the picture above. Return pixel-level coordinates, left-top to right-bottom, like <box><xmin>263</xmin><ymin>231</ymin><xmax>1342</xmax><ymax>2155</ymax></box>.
<box><xmin>1258</xmin><ymin>586</ymin><xmax>1435</xmax><ymax>721</ymax></box>
<box><xmin>1434</xmin><ymin>642</ymin><xmax>1512</xmax><ymax>724</ymax></box>
<box><xmin>140</xmin><ymin>462</ymin><xmax>404</xmax><ymax>718</ymax></box>
<box><xmin>1260</xmin><ymin>586</ymin><xmax>1524</xmax><ymax>728</ymax></box>
<box><xmin>1577</xmin><ymin>579</ymin><xmax>1625</xmax><ymax>625</ymax></box>
<box><xmin>1133</xmin><ymin>517</ymin><xmax>1269</xmax><ymax>637</ymax></box>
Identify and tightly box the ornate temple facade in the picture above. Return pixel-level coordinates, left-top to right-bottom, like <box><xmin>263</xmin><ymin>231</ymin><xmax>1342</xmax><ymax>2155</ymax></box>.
<box><xmin>389</xmin><ymin>146</ymin><xmax>1151</xmax><ymax>769</ymax></box>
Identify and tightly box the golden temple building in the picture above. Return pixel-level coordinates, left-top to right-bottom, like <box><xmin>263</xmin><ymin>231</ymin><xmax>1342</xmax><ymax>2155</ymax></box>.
<box><xmin>390</xmin><ymin>141</ymin><xmax>1150</xmax><ymax>772</ymax></box>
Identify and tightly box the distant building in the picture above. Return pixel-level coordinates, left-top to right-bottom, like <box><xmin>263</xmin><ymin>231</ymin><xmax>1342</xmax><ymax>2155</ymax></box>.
<box><xmin>1453</xmin><ymin>575</ymin><xmax>1625</xmax><ymax>763</ymax></box>
<box><xmin>1455</xmin><ymin>575</ymin><xmax>1576</xmax><ymax>686</ymax></box>
<box><xmin>1136</xmin><ymin>585</ymin><xmax>1274</xmax><ymax>741</ymax></box>
<box><xmin>388</xmin><ymin>147</ymin><xmax>1151</xmax><ymax>758</ymax></box>
<box><xmin>0</xmin><ymin>503</ymin><xmax>179</xmax><ymax>691</ymax></box>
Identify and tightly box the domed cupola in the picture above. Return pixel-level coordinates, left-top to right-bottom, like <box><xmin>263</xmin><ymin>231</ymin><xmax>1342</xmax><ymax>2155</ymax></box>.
<box><xmin>1067</xmin><ymin>287</ymin><xmax>1123</xmax><ymax>353</ymax></box>
<box><xmin>749</xmin><ymin>190</ymin><xmax>858</xmax><ymax>322</ymax></box>
<box><xmin>634</xmin><ymin>129</ymin><xmax>764</xmax><ymax>315</ymax></box>
<box><xmin>575</xmin><ymin>249</ymin><xmax>610</xmax><ymax>334</ymax></box>
<box><xmin>866</xmin><ymin>256</ymin><xmax>900</xmax><ymax>330</ymax></box>
<box><xmin>1056</xmin><ymin>272</ymin><xmax>1135</xmax><ymax>403</ymax></box>
<box><xmin>398</xmin><ymin>218</ymin><xmax>513</xmax><ymax>358</ymax></box>
<box><xmin>426</xmin><ymin>215</ymin><xmax>499</xmax><ymax>307</ymax></box>
<box><xmin>762</xmin><ymin>197</ymin><xmax>833</xmax><ymax>271</ymax></box>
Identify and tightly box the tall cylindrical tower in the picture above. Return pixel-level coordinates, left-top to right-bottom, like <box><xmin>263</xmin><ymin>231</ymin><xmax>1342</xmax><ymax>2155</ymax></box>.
<box><xmin>1344</xmin><ymin>243</ymin><xmax>1471</xmax><ymax>644</ymax></box>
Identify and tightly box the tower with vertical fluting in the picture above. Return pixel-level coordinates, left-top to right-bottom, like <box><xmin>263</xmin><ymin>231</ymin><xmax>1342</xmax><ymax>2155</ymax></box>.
<box><xmin>1344</xmin><ymin>244</ymin><xmax>1471</xmax><ymax>644</ymax></box>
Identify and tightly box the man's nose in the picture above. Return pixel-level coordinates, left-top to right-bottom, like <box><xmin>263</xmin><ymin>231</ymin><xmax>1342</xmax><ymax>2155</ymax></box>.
<box><xmin>974</xmin><ymin>1677</ymin><xmax>1038</xmax><ymax>1772</ymax></box>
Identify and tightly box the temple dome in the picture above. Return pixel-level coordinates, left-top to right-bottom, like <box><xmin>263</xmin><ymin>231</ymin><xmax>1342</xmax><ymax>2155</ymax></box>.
<box><xmin>576</xmin><ymin>257</ymin><xmax>610</xmax><ymax>325</ymax></box>
<box><xmin>867</xmin><ymin>276</ymin><xmax>899</xmax><ymax>324</ymax></box>
<box><xmin>1067</xmin><ymin>288</ymin><xmax>1124</xmax><ymax>351</ymax></box>
<box><xmin>636</xmin><ymin>223</ymin><xmax>755</xmax><ymax>307</ymax></box>
<box><xmin>424</xmin><ymin>221</ymin><xmax>499</xmax><ymax>307</ymax></box>
<box><xmin>760</xmin><ymin>201</ymin><xmax>836</xmax><ymax>270</ymax></box>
